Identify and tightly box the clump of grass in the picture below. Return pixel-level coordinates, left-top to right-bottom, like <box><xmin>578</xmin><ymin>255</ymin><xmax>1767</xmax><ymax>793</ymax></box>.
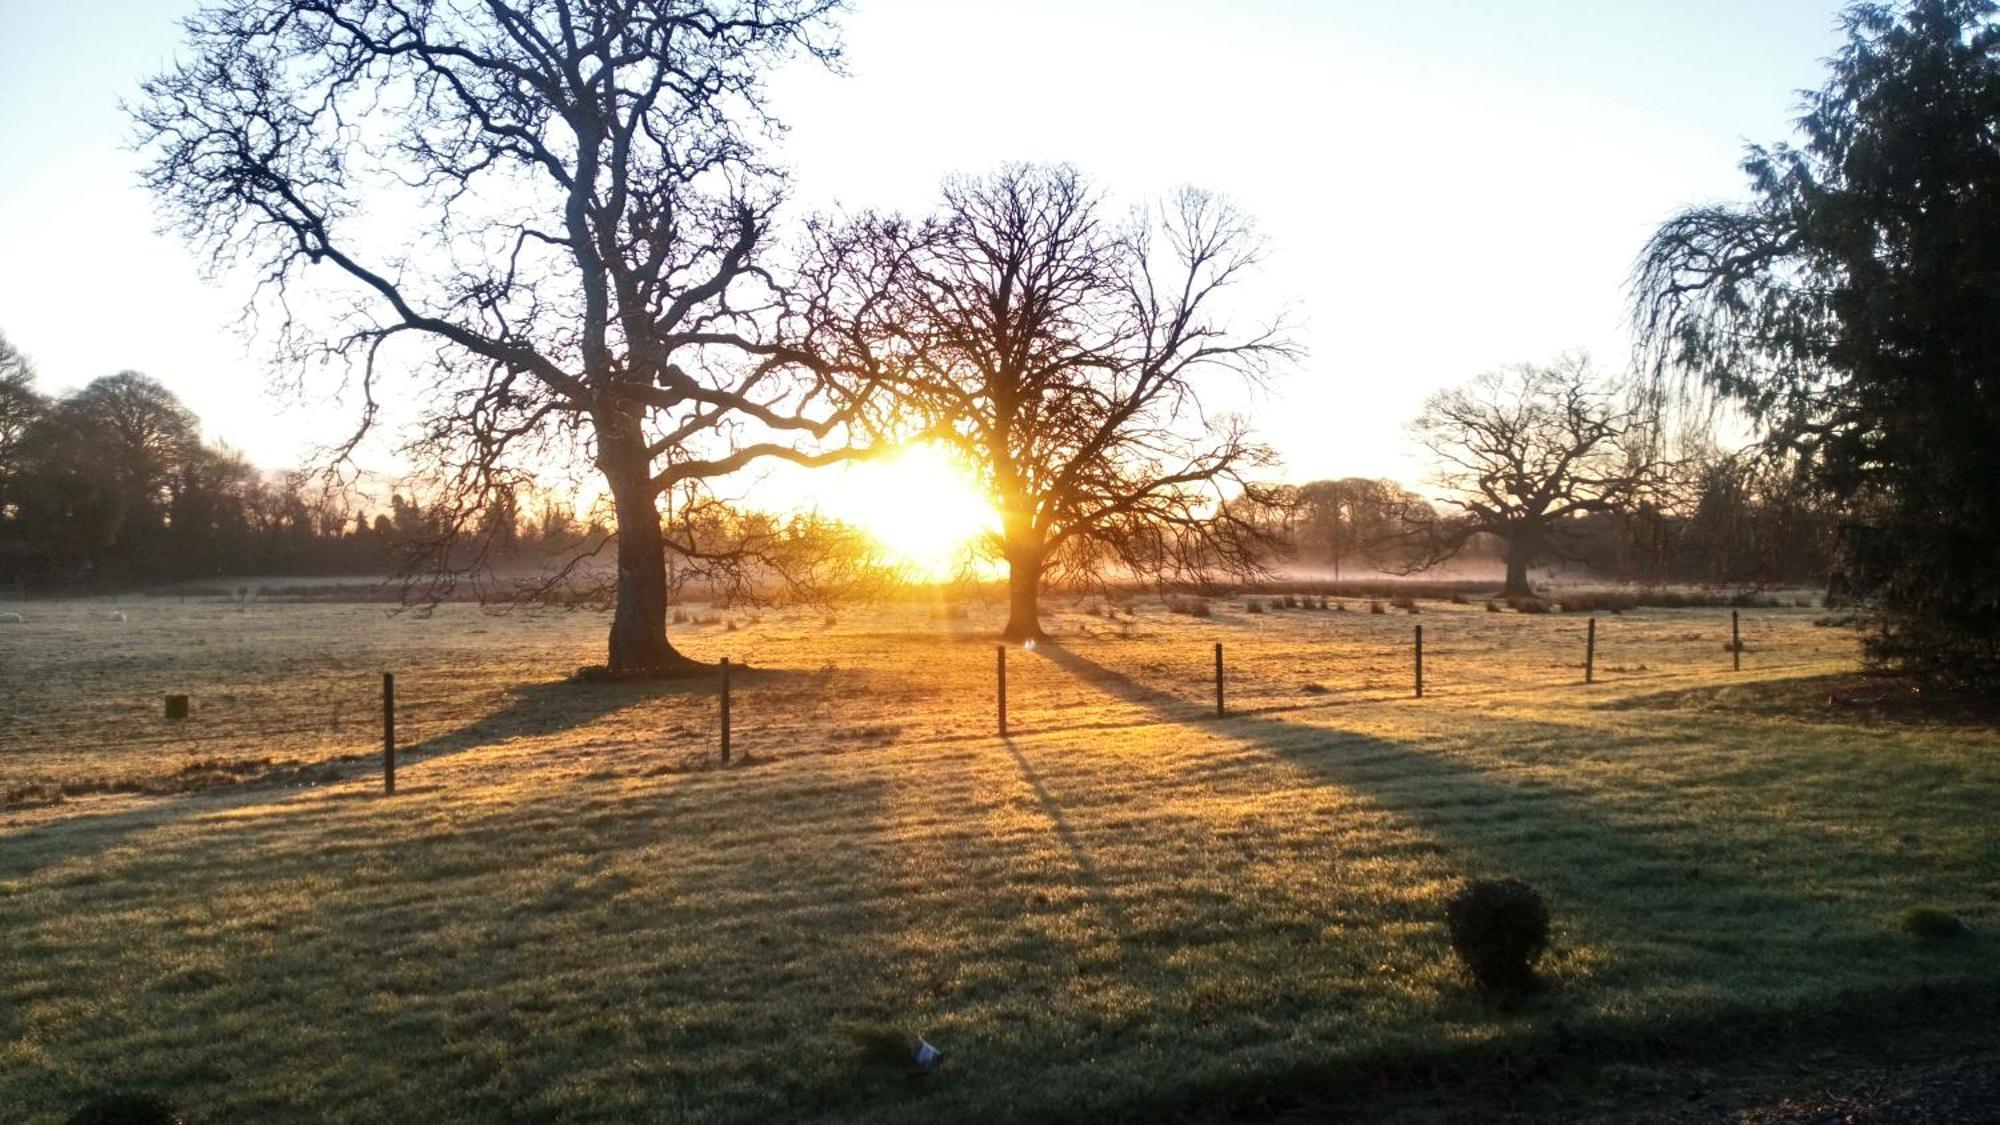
<box><xmin>1899</xmin><ymin>906</ymin><xmax>1968</xmax><ymax>939</ymax></box>
<box><xmin>1444</xmin><ymin>877</ymin><xmax>1551</xmax><ymax>994</ymax></box>
<box><xmin>838</xmin><ymin>1020</ymin><xmax>942</xmax><ymax>1077</ymax></box>
<box><xmin>1554</xmin><ymin>591</ymin><xmax>1637</xmax><ymax>614</ymax></box>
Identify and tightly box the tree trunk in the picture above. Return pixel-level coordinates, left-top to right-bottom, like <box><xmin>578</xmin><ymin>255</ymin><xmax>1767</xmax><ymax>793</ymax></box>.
<box><xmin>599</xmin><ymin>421</ymin><xmax>703</xmax><ymax>677</ymax></box>
<box><xmin>1001</xmin><ymin>544</ymin><xmax>1046</xmax><ymax>642</ymax></box>
<box><xmin>1503</xmin><ymin>534</ymin><xmax>1534</xmax><ymax>597</ymax></box>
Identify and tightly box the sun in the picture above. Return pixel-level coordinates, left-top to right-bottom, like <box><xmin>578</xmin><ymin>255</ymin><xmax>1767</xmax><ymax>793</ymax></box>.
<box><xmin>827</xmin><ymin>444</ymin><xmax>997</xmax><ymax>580</ymax></box>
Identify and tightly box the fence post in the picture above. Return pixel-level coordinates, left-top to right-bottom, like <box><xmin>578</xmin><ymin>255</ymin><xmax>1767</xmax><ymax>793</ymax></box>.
<box><xmin>996</xmin><ymin>645</ymin><xmax>1008</xmax><ymax>737</ymax></box>
<box><xmin>1585</xmin><ymin>617</ymin><xmax>1597</xmax><ymax>685</ymax></box>
<box><xmin>1414</xmin><ymin>625</ymin><xmax>1424</xmax><ymax>699</ymax></box>
<box><xmin>1732</xmin><ymin>610</ymin><xmax>1741</xmax><ymax>671</ymax></box>
<box><xmin>381</xmin><ymin>672</ymin><xmax>396</xmax><ymax>795</ymax></box>
<box><xmin>1214</xmin><ymin>642</ymin><xmax>1225</xmax><ymax>718</ymax></box>
<box><xmin>720</xmin><ymin>657</ymin><xmax>732</xmax><ymax>766</ymax></box>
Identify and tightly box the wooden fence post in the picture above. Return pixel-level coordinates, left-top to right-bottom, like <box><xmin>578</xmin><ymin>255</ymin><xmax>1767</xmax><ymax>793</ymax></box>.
<box><xmin>1585</xmin><ymin>617</ymin><xmax>1597</xmax><ymax>685</ymax></box>
<box><xmin>720</xmin><ymin>657</ymin><xmax>732</xmax><ymax>766</ymax></box>
<box><xmin>1214</xmin><ymin>642</ymin><xmax>1225</xmax><ymax>718</ymax></box>
<box><xmin>1414</xmin><ymin>625</ymin><xmax>1424</xmax><ymax>699</ymax></box>
<box><xmin>1732</xmin><ymin>610</ymin><xmax>1742</xmax><ymax>671</ymax></box>
<box><xmin>996</xmin><ymin>645</ymin><xmax>1008</xmax><ymax>737</ymax></box>
<box><xmin>382</xmin><ymin>672</ymin><xmax>396</xmax><ymax>795</ymax></box>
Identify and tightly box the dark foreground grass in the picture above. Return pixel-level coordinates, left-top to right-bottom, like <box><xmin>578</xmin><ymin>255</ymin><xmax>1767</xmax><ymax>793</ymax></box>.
<box><xmin>1</xmin><ymin>620</ymin><xmax>1995</xmax><ymax>1122</ymax></box>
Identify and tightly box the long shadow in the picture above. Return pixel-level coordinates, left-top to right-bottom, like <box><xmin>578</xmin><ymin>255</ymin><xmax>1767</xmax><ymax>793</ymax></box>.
<box><xmin>999</xmin><ymin>735</ymin><xmax>1130</xmax><ymax>937</ymax></box>
<box><xmin>1032</xmin><ymin>643</ymin><xmax>1898</xmax><ymax>992</ymax></box>
<box><xmin>0</xmin><ymin>669</ymin><xmax>789</xmax><ymax>883</ymax></box>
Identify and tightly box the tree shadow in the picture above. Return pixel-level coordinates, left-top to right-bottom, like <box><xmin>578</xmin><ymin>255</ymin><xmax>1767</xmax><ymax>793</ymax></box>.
<box><xmin>1032</xmin><ymin>643</ymin><xmax>1894</xmax><ymax>993</ymax></box>
<box><xmin>0</xmin><ymin>669</ymin><xmax>801</xmax><ymax>882</ymax></box>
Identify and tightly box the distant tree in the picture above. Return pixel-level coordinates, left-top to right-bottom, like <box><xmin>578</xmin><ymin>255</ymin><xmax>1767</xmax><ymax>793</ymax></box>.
<box><xmin>1633</xmin><ymin>0</ymin><xmax>2000</xmax><ymax>686</ymax></box>
<box><xmin>1409</xmin><ymin>356</ymin><xmax>1658</xmax><ymax>595</ymax></box>
<box><xmin>0</xmin><ymin>332</ymin><xmax>44</xmax><ymax>532</ymax></box>
<box><xmin>1293</xmin><ymin>477</ymin><xmax>1433</xmax><ymax>577</ymax></box>
<box><xmin>817</xmin><ymin>164</ymin><xmax>1292</xmax><ymax>640</ymax></box>
<box><xmin>135</xmin><ymin>0</ymin><xmax>881</xmax><ymax>676</ymax></box>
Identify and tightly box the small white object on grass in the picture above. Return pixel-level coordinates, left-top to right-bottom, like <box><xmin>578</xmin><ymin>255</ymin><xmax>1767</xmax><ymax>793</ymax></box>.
<box><xmin>912</xmin><ymin>1035</ymin><xmax>943</xmax><ymax>1072</ymax></box>
<box><xmin>102</xmin><ymin>611</ymin><xmax>127</xmax><ymax>623</ymax></box>
<box><xmin>1022</xmin><ymin>638</ymin><xmax>1037</xmax><ymax>652</ymax></box>
<box><xmin>0</xmin><ymin>612</ymin><xmax>20</xmax><ymax>624</ymax></box>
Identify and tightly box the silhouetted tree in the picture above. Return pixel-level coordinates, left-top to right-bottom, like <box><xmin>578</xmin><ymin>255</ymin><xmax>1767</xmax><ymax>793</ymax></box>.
<box><xmin>0</xmin><ymin>333</ymin><xmax>43</xmax><ymax>540</ymax></box>
<box><xmin>1409</xmin><ymin>356</ymin><xmax>1658</xmax><ymax>595</ymax></box>
<box><xmin>817</xmin><ymin>164</ymin><xmax>1292</xmax><ymax>640</ymax></box>
<box><xmin>1293</xmin><ymin>477</ymin><xmax>1434</xmax><ymax>576</ymax></box>
<box><xmin>1634</xmin><ymin>0</ymin><xmax>2000</xmax><ymax>686</ymax></box>
<box><xmin>135</xmin><ymin>0</ymin><xmax>881</xmax><ymax>676</ymax></box>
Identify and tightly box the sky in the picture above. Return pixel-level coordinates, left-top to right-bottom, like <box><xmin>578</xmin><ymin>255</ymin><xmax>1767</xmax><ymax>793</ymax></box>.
<box><xmin>0</xmin><ymin>0</ymin><xmax>1850</xmax><ymax>495</ymax></box>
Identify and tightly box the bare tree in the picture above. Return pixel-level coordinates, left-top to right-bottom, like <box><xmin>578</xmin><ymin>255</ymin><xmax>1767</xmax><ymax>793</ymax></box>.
<box><xmin>1409</xmin><ymin>356</ymin><xmax>1657</xmax><ymax>595</ymax></box>
<box><xmin>0</xmin><ymin>332</ymin><xmax>41</xmax><ymax>481</ymax></box>
<box><xmin>134</xmin><ymin>0</ymin><xmax>882</xmax><ymax>676</ymax></box>
<box><xmin>815</xmin><ymin>165</ymin><xmax>1293</xmax><ymax>640</ymax></box>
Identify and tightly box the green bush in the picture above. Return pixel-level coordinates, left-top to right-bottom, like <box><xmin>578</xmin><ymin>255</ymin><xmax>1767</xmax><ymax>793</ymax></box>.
<box><xmin>1444</xmin><ymin>877</ymin><xmax>1551</xmax><ymax>993</ymax></box>
<box><xmin>1899</xmin><ymin>906</ymin><xmax>1967</xmax><ymax>939</ymax></box>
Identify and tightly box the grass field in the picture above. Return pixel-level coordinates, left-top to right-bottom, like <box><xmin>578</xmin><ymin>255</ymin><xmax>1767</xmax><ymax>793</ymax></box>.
<box><xmin>1</xmin><ymin>593</ymin><xmax>1995</xmax><ymax>1122</ymax></box>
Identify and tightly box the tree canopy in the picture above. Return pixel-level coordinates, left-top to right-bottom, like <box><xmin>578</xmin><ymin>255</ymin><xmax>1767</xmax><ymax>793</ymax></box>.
<box><xmin>135</xmin><ymin>0</ymin><xmax>876</xmax><ymax>675</ymax></box>
<box><xmin>811</xmin><ymin>164</ymin><xmax>1291</xmax><ymax>639</ymax></box>
<box><xmin>1634</xmin><ymin>0</ymin><xmax>2000</xmax><ymax>685</ymax></box>
<box><xmin>1408</xmin><ymin>356</ymin><xmax>1657</xmax><ymax>595</ymax></box>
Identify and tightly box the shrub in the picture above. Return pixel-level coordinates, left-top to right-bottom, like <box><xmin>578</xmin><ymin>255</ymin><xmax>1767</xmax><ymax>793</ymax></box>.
<box><xmin>1899</xmin><ymin>906</ymin><xmax>1967</xmax><ymax>939</ymax></box>
<box><xmin>1368</xmin><ymin>600</ymin><xmax>1386</xmax><ymax>615</ymax></box>
<box><xmin>1444</xmin><ymin>877</ymin><xmax>1551</xmax><ymax>993</ymax></box>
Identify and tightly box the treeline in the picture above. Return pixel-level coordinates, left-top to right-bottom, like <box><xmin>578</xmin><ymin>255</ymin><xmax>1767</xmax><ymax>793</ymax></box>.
<box><xmin>1245</xmin><ymin>464</ymin><xmax>1837</xmax><ymax>588</ymax></box>
<box><xmin>0</xmin><ymin>342</ymin><xmax>602</xmax><ymax>589</ymax></box>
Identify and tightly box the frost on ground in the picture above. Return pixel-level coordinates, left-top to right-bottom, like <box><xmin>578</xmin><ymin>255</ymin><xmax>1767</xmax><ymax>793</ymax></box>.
<box><xmin>0</xmin><ymin>594</ymin><xmax>1992</xmax><ymax>1123</ymax></box>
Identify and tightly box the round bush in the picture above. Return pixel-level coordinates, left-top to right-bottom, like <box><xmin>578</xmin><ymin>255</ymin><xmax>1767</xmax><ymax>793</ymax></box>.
<box><xmin>1444</xmin><ymin>877</ymin><xmax>1551</xmax><ymax>993</ymax></box>
<box><xmin>1899</xmin><ymin>906</ymin><xmax>1967</xmax><ymax>939</ymax></box>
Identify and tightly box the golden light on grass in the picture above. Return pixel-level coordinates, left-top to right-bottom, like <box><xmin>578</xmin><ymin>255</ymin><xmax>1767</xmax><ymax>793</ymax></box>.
<box><xmin>826</xmin><ymin>443</ymin><xmax>998</xmax><ymax>581</ymax></box>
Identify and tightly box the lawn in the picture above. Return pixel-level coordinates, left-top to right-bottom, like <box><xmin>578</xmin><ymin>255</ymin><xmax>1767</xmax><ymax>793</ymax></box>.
<box><xmin>0</xmin><ymin>593</ymin><xmax>1993</xmax><ymax>1122</ymax></box>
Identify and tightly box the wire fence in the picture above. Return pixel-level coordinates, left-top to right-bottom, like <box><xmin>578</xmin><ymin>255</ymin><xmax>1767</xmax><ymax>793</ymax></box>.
<box><xmin>0</xmin><ymin>606</ymin><xmax>1856</xmax><ymax>806</ymax></box>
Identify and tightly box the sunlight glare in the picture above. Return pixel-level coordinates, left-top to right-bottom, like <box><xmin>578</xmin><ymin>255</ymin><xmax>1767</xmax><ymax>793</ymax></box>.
<box><xmin>830</xmin><ymin>444</ymin><xmax>997</xmax><ymax>580</ymax></box>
